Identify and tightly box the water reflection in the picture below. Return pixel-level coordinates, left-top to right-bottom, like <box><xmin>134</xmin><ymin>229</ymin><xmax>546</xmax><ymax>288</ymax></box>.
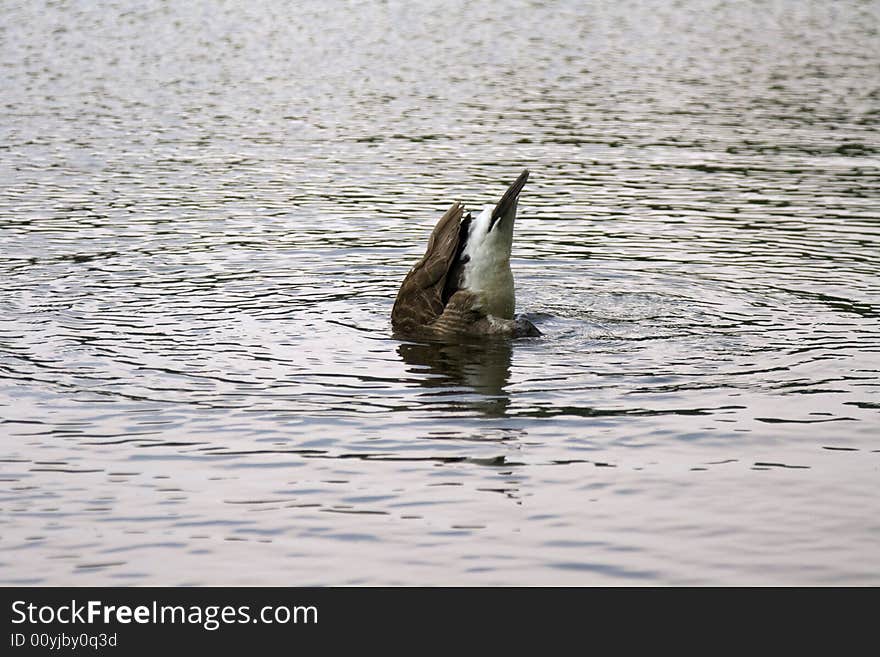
<box><xmin>398</xmin><ymin>340</ymin><xmax>512</xmax><ymax>417</ymax></box>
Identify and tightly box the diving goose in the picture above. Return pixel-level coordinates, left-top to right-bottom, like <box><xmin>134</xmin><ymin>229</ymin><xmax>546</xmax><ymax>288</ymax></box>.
<box><xmin>392</xmin><ymin>169</ymin><xmax>539</xmax><ymax>338</ymax></box>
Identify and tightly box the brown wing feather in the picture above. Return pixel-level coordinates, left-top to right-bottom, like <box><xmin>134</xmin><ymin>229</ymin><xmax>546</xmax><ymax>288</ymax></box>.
<box><xmin>428</xmin><ymin>290</ymin><xmax>487</xmax><ymax>336</ymax></box>
<box><xmin>431</xmin><ymin>290</ymin><xmax>541</xmax><ymax>337</ymax></box>
<box><xmin>392</xmin><ymin>202</ymin><xmax>464</xmax><ymax>333</ymax></box>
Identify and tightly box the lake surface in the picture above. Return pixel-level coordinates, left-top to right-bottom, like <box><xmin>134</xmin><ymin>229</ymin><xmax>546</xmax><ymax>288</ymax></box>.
<box><xmin>1</xmin><ymin>0</ymin><xmax>878</xmax><ymax>585</ymax></box>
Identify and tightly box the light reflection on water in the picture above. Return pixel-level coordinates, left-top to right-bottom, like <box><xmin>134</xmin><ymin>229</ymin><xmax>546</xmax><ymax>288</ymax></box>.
<box><xmin>1</xmin><ymin>0</ymin><xmax>878</xmax><ymax>585</ymax></box>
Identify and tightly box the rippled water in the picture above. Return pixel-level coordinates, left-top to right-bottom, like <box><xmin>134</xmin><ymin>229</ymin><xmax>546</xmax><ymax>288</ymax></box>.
<box><xmin>2</xmin><ymin>0</ymin><xmax>879</xmax><ymax>585</ymax></box>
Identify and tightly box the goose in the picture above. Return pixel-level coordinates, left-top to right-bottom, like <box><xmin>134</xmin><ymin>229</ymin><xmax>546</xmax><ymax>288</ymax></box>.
<box><xmin>392</xmin><ymin>169</ymin><xmax>539</xmax><ymax>338</ymax></box>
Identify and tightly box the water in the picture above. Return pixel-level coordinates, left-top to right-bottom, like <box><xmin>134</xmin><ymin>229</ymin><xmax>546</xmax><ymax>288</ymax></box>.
<box><xmin>1</xmin><ymin>0</ymin><xmax>878</xmax><ymax>585</ymax></box>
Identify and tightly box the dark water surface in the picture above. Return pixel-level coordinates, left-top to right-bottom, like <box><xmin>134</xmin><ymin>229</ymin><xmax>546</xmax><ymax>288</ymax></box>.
<box><xmin>2</xmin><ymin>0</ymin><xmax>879</xmax><ymax>584</ymax></box>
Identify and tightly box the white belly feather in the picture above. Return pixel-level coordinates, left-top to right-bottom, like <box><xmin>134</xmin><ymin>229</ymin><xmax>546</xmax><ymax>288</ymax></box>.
<box><xmin>461</xmin><ymin>205</ymin><xmax>516</xmax><ymax>319</ymax></box>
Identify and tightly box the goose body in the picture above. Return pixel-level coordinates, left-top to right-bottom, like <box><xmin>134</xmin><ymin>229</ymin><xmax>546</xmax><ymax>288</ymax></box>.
<box><xmin>392</xmin><ymin>169</ymin><xmax>539</xmax><ymax>339</ymax></box>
